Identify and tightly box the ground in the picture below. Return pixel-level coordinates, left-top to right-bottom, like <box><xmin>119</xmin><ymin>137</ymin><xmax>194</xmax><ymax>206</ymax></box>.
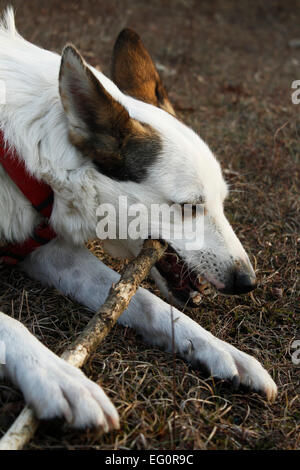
<box><xmin>0</xmin><ymin>0</ymin><xmax>299</xmax><ymax>450</ymax></box>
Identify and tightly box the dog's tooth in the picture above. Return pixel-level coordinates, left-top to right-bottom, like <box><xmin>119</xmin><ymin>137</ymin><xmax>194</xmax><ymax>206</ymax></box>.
<box><xmin>200</xmin><ymin>284</ymin><xmax>211</xmax><ymax>294</ymax></box>
<box><xmin>190</xmin><ymin>291</ymin><xmax>202</xmax><ymax>304</ymax></box>
<box><xmin>197</xmin><ymin>275</ymin><xmax>207</xmax><ymax>285</ymax></box>
<box><xmin>195</xmin><ymin>275</ymin><xmax>211</xmax><ymax>294</ymax></box>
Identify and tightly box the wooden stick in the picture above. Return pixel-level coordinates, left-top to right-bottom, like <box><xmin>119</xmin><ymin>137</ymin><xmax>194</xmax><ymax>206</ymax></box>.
<box><xmin>0</xmin><ymin>239</ymin><xmax>166</xmax><ymax>450</ymax></box>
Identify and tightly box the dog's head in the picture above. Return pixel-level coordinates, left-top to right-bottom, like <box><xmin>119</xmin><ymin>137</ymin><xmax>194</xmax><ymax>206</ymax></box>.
<box><xmin>58</xmin><ymin>29</ymin><xmax>256</xmax><ymax>306</ymax></box>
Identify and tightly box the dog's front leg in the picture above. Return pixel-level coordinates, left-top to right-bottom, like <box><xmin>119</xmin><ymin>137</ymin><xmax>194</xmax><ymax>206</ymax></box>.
<box><xmin>0</xmin><ymin>240</ymin><xmax>122</xmax><ymax>430</ymax></box>
<box><xmin>0</xmin><ymin>310</ymin><xmax>119</xmax><ymax>430</ymax></box>
<box><xmin>120</xmin><ymin>289</ymin><xmax>277</xmax><ymax>401</ymax></box>
<box><xmin>23</xmin><ymin>239</ymin><xmax>277</xmax><ymax>402</ymax></box>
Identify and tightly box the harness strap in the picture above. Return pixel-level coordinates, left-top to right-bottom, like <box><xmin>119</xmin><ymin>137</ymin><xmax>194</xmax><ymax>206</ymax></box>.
<box><xmin>0</xmin><ymin>222</ymin><xmax>57</xmax><ymax>265</ymax></box>
<box><xmin>0</xmin><ymin>131</ymin><xmax>56</xmax><ymax>264</ymax></box>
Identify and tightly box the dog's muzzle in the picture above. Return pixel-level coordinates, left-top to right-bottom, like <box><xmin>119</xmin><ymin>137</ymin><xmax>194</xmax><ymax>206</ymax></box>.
<box><xmin>219</xmin><ymin>265</ymin><xmax>257</xmax><ymax>295</ymax></box>
<box><xmin>156</xmin><ymin>246</ymin><xmax>257</xmax><ymax>306</ymax></box>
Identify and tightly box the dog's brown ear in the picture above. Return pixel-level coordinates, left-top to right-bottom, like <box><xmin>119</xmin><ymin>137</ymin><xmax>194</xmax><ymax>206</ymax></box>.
<box><xmin>112</xmin><ymin>29</ymin><xmax>175</xmax><ymax>115</ymax></box>
<box><xmin>59</xmin><ymin>44</ymin><xmax>136</xmax><ymax>175</ymax></box>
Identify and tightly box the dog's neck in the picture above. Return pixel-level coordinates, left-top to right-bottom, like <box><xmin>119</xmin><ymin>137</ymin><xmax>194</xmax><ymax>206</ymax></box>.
<box><xmin>0</xmin><ymin>29</ymin><xmax>123</xmax><ymax>245</ymax></box>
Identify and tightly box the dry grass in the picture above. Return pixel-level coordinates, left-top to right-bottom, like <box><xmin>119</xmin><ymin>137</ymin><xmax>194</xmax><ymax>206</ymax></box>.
<box><xmin>0</xmin><ymin>0</ymin><xmax>299</xmax><ymax>450</ymax></box>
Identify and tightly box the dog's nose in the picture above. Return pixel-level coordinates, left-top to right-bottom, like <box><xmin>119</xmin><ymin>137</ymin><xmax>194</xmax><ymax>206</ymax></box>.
<box><xmin>220</xmin><ymin>268</ymin><xmax>257</xmax><ymax>295</ymax></box>
<box><xmin>233</xmin><ymin>270</ymin><xmax>257</xmax><ymax>294</ymax></box>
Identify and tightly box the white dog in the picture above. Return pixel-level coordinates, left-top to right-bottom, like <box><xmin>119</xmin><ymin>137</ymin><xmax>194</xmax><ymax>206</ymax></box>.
<box><xmin>0</xmin><ymin>7</ymin><xmax>277</xmax><ymax>432</ymax></box>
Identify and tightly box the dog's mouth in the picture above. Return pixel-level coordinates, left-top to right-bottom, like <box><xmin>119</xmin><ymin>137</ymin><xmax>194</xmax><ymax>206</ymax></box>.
<box><xmin>155</xmin><ymin>244</ymin><xmax>211</xmax><ymax>307</ymax></box>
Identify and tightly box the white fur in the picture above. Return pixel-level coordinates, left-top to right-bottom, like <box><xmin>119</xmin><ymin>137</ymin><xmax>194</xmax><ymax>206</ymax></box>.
<box><xmin>21</xmin><ymin>239</ymin><xmax>277</xmax><ymax>402</ymax></box>
<box><xmin>0</xmin><ymin>309</ymin><xmax>119</xmax><ymax>430</ymax></box>
<box><xmin>0</xmin><ymin>7</ymin><xmax>277</xmax><ymax>430</ymax></box>
<box><xmin>0</xmin><ymin>7</ymin><xmax>248</xmax><ymax>266</ymax></box>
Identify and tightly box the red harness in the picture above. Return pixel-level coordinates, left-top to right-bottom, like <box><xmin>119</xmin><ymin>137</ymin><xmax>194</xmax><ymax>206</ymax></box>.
<box><xmin>0</xmin><ymin>131</ymin><xmax>56</xmax><ymax>265</ymax></box>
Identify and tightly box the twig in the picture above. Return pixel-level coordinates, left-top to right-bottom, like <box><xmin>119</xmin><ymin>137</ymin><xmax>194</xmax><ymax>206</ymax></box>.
<box><xmin>0</xmin><ymin>239</ymin><xmax>167</xmax><ymax>450</ymax></box>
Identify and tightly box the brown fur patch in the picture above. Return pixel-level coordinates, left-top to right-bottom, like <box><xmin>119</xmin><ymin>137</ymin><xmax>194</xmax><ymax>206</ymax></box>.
<box><xmin>112</xmin><ymin>29</ymin><xmax>175</xmax><ymax>116</ymax></box>
<box><xmin>60</xmin><ymin>44</ymin><xmax>162</xmax><ymax>181</ymax></box>
<box><xmin>71</xmin><ymin>119</ymin><xmax>162</xmax><ymax>182</ymax></box>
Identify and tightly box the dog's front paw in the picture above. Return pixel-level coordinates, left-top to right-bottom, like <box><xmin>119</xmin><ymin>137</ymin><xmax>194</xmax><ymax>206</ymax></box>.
<box><xmin>217</xmin><ymin>340</ymin><xmax>278</xmax><ymax>402</ymax></box>
<box><xmin>181</xmin><ymin>335</ymin><xmax>277</xmax><ymax>402</ymax></box>
<box><xmin>16</xmin><ymin>352</ymin><xmax>119</xmax><ymax>431</ymax></box>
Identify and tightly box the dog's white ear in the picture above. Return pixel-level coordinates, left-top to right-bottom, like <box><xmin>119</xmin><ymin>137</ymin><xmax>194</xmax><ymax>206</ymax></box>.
<box><xmin>112</xmin><ymin>29</ymin><xmax>175</xmax><ymax>115</ymax></box>
<box><xmin>59</xmin><ymin>45</ymin><xmax>135</xmax><ymax>176</ymax></box>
